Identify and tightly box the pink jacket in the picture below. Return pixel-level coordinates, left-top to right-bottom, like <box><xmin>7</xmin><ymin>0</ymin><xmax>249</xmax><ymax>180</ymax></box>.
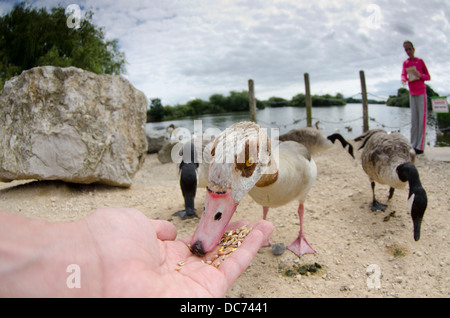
<box><xmin>401</xmin><ymin>57</ymin><xmax>431</xmax><ymax>95</ymax></box>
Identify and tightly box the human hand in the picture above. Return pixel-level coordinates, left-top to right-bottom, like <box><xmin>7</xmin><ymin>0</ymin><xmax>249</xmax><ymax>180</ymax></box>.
<box><xmin>82</xmin><ymin>208</ymin><xmax>273</xmax><ymax>297</ymax></box>
<box><xmin>0</xmin><ymin>208</ymin><xmax>273</xmax><ymax>297</ymax></box>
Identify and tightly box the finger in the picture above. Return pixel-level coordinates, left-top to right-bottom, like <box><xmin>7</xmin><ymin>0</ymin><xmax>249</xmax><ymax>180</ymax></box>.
<box><xmin>149</xmin><ymin>219</ymin><xmax>177</xmax><ymax>241</ymax></box>
<box><xmin>218</xmin><ymin>220</ymin><xmax>273</xmax><ymax>288</ymax></box>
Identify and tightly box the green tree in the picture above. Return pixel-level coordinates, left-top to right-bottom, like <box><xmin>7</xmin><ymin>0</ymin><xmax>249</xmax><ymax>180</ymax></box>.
<box><xmin>387</xmin><ymin>87</ymin><xmax>411</xmax><ymax>107</ymax></box>
<box><xmin>186</xmin><ymin>98</ymin><xmax>211</xmax><ymax>116</ymax></box>
<box><xmin>290</xmin><ymin>93</ymin><xmax>306</xmax><ymax>107</ymax></box>
<box><xmin>426</xmin><ymin>85</ymin><xmax>439</xmax><ymax>107</ymax></box>
<box><xmin>312</xmin><ymin>93</ymin><xmax>346</xmax><ymax>106</ymax></box>
<box><xmin>226</xmin><ymin>90</ymin><xmax>249</xmax><ymax>112</ymax></box>
<box><xmin>387</xmin><ymin>85</ymin><xmax>439</xmax><ymax>108</ymax></box>
<box><xmin>289</xmin><ymin>92</ymin><xmax>345</xmax><ymax>107</ymax></box>
<box><xmin>147</xmin><ymin>98</ymin><xmax>165</xmax><ymax>122</ymax></box>
<box><xmin>265</xmin><ymin>96</ymin><xmax>289</xmax><ymax>108</ymax></box>
<box><xmin>256</xmin><ymin>99</ymin><xmax>265</xmax><ymax>109</ymax></box>
<box><xmin>209</xmin><ymin>94</ymin><xmax>227</xmax><ymax>109</ymax></box>
<box><xmin>0</xmin><ymin>4</ymin><xmax>126</xmax><ymax>89</ymax></box>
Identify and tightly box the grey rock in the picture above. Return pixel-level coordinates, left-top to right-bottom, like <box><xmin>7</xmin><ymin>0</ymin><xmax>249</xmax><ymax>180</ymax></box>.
<box><xmin>272</xmin><ymin>243</ymin><xmax>286</xmax><ymax>255</ymax></box>
<box><xmin>157</xmin><ymin>140</ymin><xmax>179</xmax><ymax>164</ymax></box>
<box><xmin>146</xmin><ymin>129</ymin><xmax>165</xmax><ymax>153</ymax></box>
<box><xmin>0</xmin><ymin>66</ymin><xmax>148</xmax><ymax>187</ymax></box>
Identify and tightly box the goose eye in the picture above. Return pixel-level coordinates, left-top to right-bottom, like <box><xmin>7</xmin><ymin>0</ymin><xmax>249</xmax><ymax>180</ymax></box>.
<box><xmin>246</xmin><ymin>157</ymin><xmax>255</xmax><ymax>167</ymax></box>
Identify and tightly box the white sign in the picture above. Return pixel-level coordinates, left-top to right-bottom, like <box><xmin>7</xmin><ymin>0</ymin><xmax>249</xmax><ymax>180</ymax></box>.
<box><xmin>431</xmin><ymin>98</ymin><xmax>449</xmax><ymax>113</ymax></box>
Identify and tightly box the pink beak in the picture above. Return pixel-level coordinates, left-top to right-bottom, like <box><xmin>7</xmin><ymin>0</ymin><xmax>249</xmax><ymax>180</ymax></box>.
<box><xmin>190</xmin><ymin>188</ymin><xmax>238</xmax><ymax>256</ymax></box>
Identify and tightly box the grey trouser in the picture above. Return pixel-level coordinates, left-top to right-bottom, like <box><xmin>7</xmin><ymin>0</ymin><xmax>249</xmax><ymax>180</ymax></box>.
<box><xmin>410</xmin><ymin>94</ymin><xmax>427</xmax><ymax>151</ymax></box>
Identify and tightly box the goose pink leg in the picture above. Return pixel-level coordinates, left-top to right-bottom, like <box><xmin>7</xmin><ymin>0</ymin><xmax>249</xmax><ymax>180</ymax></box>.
<box><xmin>287</xmin><ymin>203</ymin><xmax>315</xmax><ymax>256</ymax></box>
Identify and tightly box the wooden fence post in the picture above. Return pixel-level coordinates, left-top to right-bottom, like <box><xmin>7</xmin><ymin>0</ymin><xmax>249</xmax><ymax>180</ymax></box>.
<box><xmin>304</xmin><ymin>73</ymin><xmax>312</xmax><ymax>127</ymax></box>
<box><xmin>248</xmin><ymin>79</ymin><xmax>257</xmax><ymax>122</ymax></box>
<box><xmin>360</xmin><ymin>70</ymin><xmax>369</xmax><ymax>132</ymax></box>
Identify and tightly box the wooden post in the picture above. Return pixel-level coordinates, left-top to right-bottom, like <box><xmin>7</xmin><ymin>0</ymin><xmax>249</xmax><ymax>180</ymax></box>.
<box><xmin>360</xmin><ymin>70</ymin><xmax>369</xmax><ymax>132</ymax></box>
<box><xmin>248</xmin><ymin>79</ymin><xmax>256</xmax><ymax>122</ymax></box>
<box><xmin>304</xmin><ymin>73</ymin><xmax>312</xmax><ymax>127</ymax></box>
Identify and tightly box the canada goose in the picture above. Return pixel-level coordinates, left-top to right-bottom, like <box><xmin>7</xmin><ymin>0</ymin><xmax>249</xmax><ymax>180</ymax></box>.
<box><xmin>173</xmin><ymin>139</ymin><xmax>211</xmax><ymax>220</ymax></box>
<box><xmin>355</xmin><ymin>129</ymin><xmax>427</xmax><ymax>241</ymax></box>
<box><xmin>278</xmin><ymin>127</ymin><xmax>354</xmax><ymax>158</ymax></box>
<box><xmin>190</xmin><ymin>122</ymin><xmax>317</xmax><ymax>257</ymax></box>
<box><xmin>173</xmin><ymin>142</ymin><xmax>200</xmax><ymax>219</ymax></box>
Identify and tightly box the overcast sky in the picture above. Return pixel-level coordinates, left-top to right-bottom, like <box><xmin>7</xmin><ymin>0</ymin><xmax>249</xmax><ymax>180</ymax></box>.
<box><xmin>2</xmin><ymin>0</ymin><xmax>450</xmax><ymax>105</ymax></box>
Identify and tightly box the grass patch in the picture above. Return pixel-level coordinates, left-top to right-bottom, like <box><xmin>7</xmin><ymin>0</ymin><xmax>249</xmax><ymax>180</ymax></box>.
<box><xmin>387</xmin><ymin>244</ymin><xmax>409</xmax><ymax>258</ymax></box>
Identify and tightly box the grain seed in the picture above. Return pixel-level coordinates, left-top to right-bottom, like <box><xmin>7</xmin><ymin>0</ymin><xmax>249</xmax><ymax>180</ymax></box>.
<box><xmin>206</xmin><ymin>225</ymin><xmax>253</xmax><ymax>268</ymax></box>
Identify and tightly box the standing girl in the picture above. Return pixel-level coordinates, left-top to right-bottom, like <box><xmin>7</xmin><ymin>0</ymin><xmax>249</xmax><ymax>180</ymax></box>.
<box><xmin>401</xmin><ymin>40</ymin><xmax>431</xmax><ymax>154</ymax></box>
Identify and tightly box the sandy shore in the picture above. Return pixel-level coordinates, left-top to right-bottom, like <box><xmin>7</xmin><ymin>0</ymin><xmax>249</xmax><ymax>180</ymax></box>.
<box><xmin>1</xmin><ymin>141</ymin><xmax>449</xmax><ymax>298</ymax></box>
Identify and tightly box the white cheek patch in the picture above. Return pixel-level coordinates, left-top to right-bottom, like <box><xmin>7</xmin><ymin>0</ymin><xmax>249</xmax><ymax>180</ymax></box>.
<box><xmin>407</xmin><ymin>193</ymin><xmax>415</xmax><ymax>211</ymax></box>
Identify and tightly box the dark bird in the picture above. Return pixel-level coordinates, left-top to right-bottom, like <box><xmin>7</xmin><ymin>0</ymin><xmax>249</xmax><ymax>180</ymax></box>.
<box><xmin>355</xmin><ymin>129</ymin><xmax>427</xmax><ymax>241</ymax></box>
<box><xmin>173</xmin><ymin>139</ymin><xmax>211</xmax><ymax>220</ymax></box>
<box><xmin>278</xmin><ymin>127</ymin><xmax>354</xmax><ymax>158</ymax></box>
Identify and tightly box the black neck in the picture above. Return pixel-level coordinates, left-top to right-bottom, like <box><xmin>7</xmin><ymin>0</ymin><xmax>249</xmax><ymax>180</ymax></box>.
<box><xmin>397</xmin><ymin>162</ymin><xmax>427</xmax><ymax>240</ymax></box>
<box><xmin>327</xmin><ymin>133</ymin><xmax>354</xmax><ymax>158</ymax></box>
<box><xmin>396</xmin><ymin>162</ymin><xmax>423</xmax><ymax>195</ymax></box>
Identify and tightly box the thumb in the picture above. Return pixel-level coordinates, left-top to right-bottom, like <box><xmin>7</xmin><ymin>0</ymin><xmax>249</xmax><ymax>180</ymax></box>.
<box><xmin>149</xmin><ymin>220</ymin><xmax>177</xmax><ymax>241</ymax></box>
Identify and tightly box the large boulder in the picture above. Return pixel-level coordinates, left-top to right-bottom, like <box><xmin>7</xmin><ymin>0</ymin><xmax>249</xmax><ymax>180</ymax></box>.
<box><xmin>157</xmin><ymin>140</ymin><xmax>179</xmax><ymax>163</ymax></box>
<box><xmin>0</xmin><ymin>66</ymin><xmax>148</xmax><ymax>187</ymax></box>
<box><xmin>146</xmin><ymin>129</ymin><xmax>165</xmax><ymax>153</ymax></box>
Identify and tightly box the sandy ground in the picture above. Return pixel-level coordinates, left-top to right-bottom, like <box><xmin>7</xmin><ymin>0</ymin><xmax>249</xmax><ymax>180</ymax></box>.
<box><xmin>1</xmin><ymin>141</ymin><xmax>449</xmax><ymax>298</ymax></box>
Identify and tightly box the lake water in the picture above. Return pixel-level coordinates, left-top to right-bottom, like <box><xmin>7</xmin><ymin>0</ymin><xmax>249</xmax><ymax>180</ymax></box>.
<box><xmin>147</xmin><ymin>104</ymin><xmax>450</xmax><ymax>147</ymax></box>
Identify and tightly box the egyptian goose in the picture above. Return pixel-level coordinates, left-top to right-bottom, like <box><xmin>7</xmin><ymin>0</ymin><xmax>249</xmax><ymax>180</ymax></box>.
<box><xmin>355</xmin><ymin>129</ymin><xmax>427</xmax><ymax>241</ymax></box>
<box><xmin>190</xmin><ymin>121</ymin><xmax>317</xmax><ymax>256</ymax></box>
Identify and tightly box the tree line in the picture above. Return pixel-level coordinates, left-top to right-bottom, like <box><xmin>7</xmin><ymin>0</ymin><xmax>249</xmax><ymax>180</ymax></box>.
<box><xmin>146</xmin><ymin>91</ymin><xmax>391</xmax><ymax>122</ymax></box>
<box><xmin>387</xmin><ymin>85</ymin><xmax>450</xmax><ymax>128</ymax></box>
<box><xmin>386</xmin><ymin>85</ymin><xmax>439</xmax><ymax>108</ymax></box>
<box><xmin>147</xmin><ymin>91</ymin><xmax>351</xmax><ymax>122</ymax></box>
<box><xmin>148</xmin><ymin>84</ymin><xmax>443</xmax><ymax>123</ymax></box>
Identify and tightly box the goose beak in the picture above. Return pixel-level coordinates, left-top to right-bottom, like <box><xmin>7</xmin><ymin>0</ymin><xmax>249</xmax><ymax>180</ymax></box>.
<box><xmin>408</xmin><ymin>189</ymin><xmax>427</xmax><ymax>242</ymax></box>
<box><xmin>413</xmin><ymin>218</ymin><xmax>422</xmax><ymax>241</ymax></box>
<box><xmin>190</xmin><ymin>188</ymin><xmax>238</xmax><ymax>256</ymax></box>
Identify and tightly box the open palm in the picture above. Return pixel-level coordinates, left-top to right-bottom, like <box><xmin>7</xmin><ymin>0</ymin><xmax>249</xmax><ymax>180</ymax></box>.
<box><xmin>80</xmin><ymin>208</ymin><xmax>273</xmax><ymax>297</ymax></box>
